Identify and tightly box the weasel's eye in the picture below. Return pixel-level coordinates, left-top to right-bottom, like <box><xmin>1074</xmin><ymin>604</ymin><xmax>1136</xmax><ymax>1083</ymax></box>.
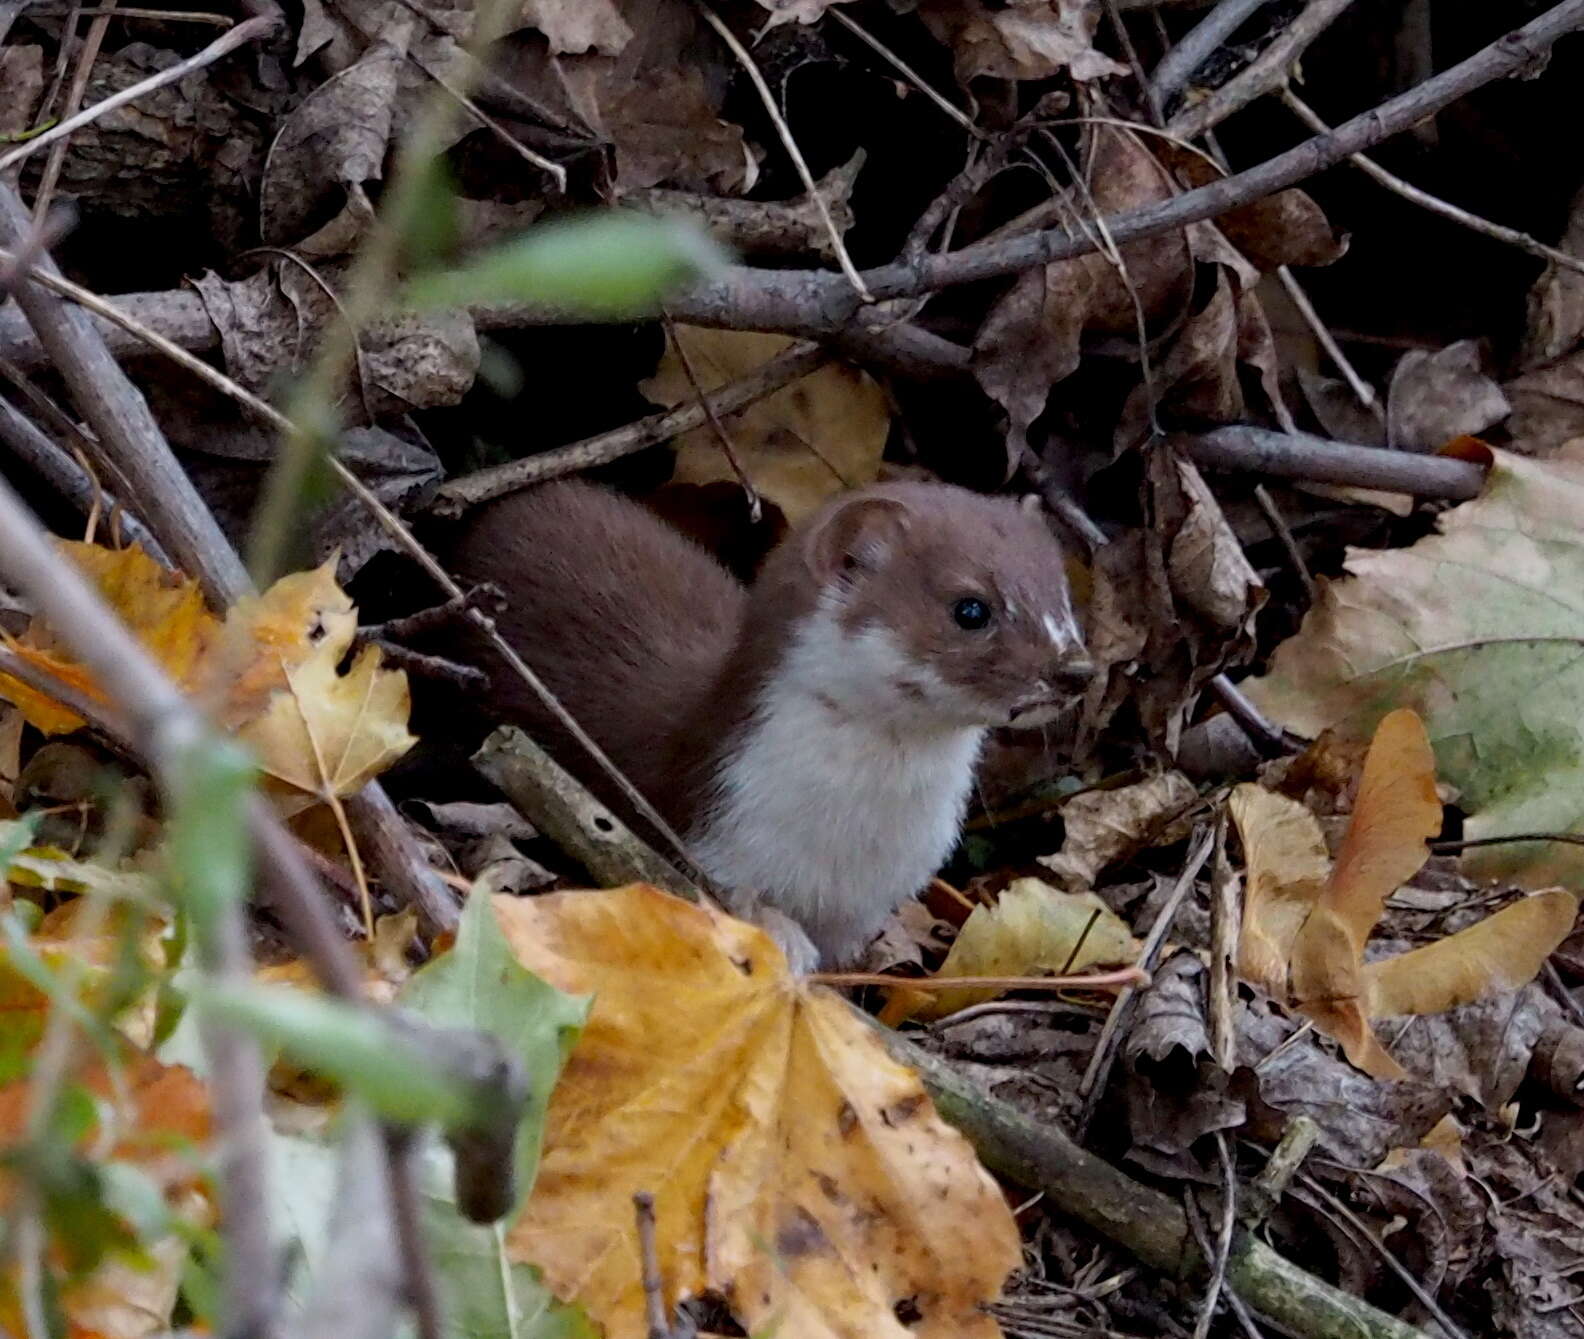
<box><xmin>952</xmin><ymin>596</ymin><xmax>992</xmax><ymax>631</ymax></box>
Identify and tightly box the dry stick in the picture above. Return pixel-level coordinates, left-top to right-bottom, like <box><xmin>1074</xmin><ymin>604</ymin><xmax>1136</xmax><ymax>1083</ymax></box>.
<box><xmin>880</xmin><ymin>1027</ymin><xmax>1431</xmax><ymax>1339</ymax></box>
<box><xmin>1183</xmin><ymin>424</ymin><xmax>1487</xmax><ymax>499</ymax></box>
<box><xmin>1283</xmin><ymin>88</ymin><xmax>1584</xmax><ymax>278</ymax></box>
<box><xmin>1192</xmin><ymin>1133</ymin><xmax>1241</xmax><ymax>1339</ymax></box>
<box><xmin>1165</xmin><ymin>0</ymin><xmax>1358</xmax><ymax>139</ymax></box>
<box><xmin>1076</xmin><ymin>826</ymin><xmax>1215</xmax><ymax>1130</ymax></box>
<box><xmin>0</xmin><ymin>9</ymin><xmax>279</xmax><ymax>173</ymax></box>
<box><xmin>693</xmin><ymin>0</ymin><xmax>871</xmax><ymax>302</ymax></box>
<box><xmin>24</xmin><ymin>5</ymin><xmax>234</xmax><ymax>22</ymax></box>
<box><xmin>0</xmin><ymin>473</ymin><xmax>279</xmax><ymax>1339</ymax></box>
<box><xmin>1296</xmin><ymin>1174</ymin><xmax>1471</xmax><ymax>1339</ymax></box>
<box><xmin>435</xmin><ymin>341</ymin><xmax>828</xmax><ymax>513</ymax></box>
<box><xmin>1253</xmin><ymin>481</ymin><xmax>1317</xmax><ymax>602</ymax></box>
<box><xmin>634</xmin><ymin>1192</ymin><xmax>670</xmax><ymax>1339</ymax></box>
<box><xmin>1150</xmin><ymin>0</ymin><xmax>1270</xmax><ymax>106</ymax></box>
<box><xmin>810</xmin><ymin>967</ymin><xmax>1150</xmax><ymax>992</ymax></box>
<box><xmin>0</xmin><ymin>235</ymin><xmax>699</xmax><ymax>892</ymax></box>
<box><xmin>0</xmin><ymin>204</ymin><xmax>74</xmax><ymax>304</ymax></box>
<box><xmin>826</xmin><ymin>8</ymin><xmax>980</xmax><ymax>135</ymax></box>
<box><xmin>31</xmin><ymin>0</ymin><xmax>118</xmax><ymax>222</ymax></box>
<box><xmin>659</xmin><ymin>314</ymin><xmax>761</xmax><ymax>520</ymax></box>
<box><xmin>678</xmin><ymin>0</ymin><xmax>1584</xmax><ymax>329</ymax></box>
<box><xmin>1276</xmin><ymin>265</ymin><xmax>1381</xmax><ymax>417</ymax></box>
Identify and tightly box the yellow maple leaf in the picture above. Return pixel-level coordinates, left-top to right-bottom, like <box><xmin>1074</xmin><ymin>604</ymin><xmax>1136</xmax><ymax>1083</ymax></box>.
<box><xmin>218</xmin><ymin>557</ymin><xmax>356</xmax><ymax>723</ymax></box>
<box><xmin>238</xmin><ymin>640</ymin><xmax>415</xmax><ymax>816</ymax></box>
<box><xmin>493</xmin><ymin>885</ymin><xmax>1020</xmax><ymax>1339</ymax></box>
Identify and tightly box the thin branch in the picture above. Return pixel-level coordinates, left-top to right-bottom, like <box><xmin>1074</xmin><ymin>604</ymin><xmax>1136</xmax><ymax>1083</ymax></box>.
<box><xmin>1182</xmin><ymin>425</ymin><xmax>1487</xmax><ymax>499</ymax></box>
<box><xmin>1283</xmin><ymin>87</ymin><xmax>1584</xmax><ymax>278</ymax></box>
<box><xmin>31</xmin><ymin>0</ymin><xmax>119</xmax><ymax>222</ymax></box>
<box><xmin>1151</xmin><ymin>0</ymin><xmax>1270</xmax><ymax>106</ymax></box>
<box><xmin>435</xmin><ymin>341</ymin><xmax>828</xmax><ymax>514</ymax></box>
<box><xmin>693</xmin><ymin>0</ymin><xmax>871</xmax><ymax>301</ymax></box>
<box><xmin>827</xmin><ymin>8</ymin><xmax>980</xmax><ymax>135</ymax></box>
<box><xmin>0</xmin><ymin>10</ymin><xmax>280</xmax><ymax>173</ymax></box>
<box><xmin>1165</xmin><ymin>0</ymin><xmax>1359</xmax><ymax>139</ymax></box>
<box><xmin>1076</xmin><ymin>827</ymin><xmax>1215</xmax><ymax>1132</ymax></box>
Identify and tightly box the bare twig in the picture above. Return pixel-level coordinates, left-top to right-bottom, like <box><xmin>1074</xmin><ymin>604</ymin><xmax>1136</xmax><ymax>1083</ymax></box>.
<box><xmin>1252</xmin><ymin>483</ymin><xmax>1317</xmax><ymax>602</ymax></box>
<box><xmin>1182</xmin><ymin>425</ymin><xmax>1487</xmax><ymax>499</ymax></box>
<box><xmin>827</xmin><ymin>8</ymin><xmax>979</xmax><ymax>135</ymax></box>
<box><xmin>1297</xmin><ymin>1172</ymin><xmax>1471</xmax><ymax>1339</ymax></box>
<box><xmin>635</xmin><ymin>1192</ymin><xmax>670</xmax><ymax>1339</ymax></box>
<box><xmin>1208</xmin><ymin>674</ymin><xmax>1289</xmax><ymax>756</ymax></box>
<box><xmin>31</xmin><ymin>0</ymin><xmax>118</xmax><ymax>221</ymax></box>
<box><xmin>1192</xmin><ymin>1134</ymin><xmax>1241</xmax><ymax>1339</ymax></box>
<box><xmin>435</xmin><ymin>341</ymin><xmax>828</xmax><ymax>514</ymax></box>
<box><xmin>1151</xmin><ymin>0</ymin><xmax>1271</xmax><ymax>106</ymax></box>
<box><xmin>0</xmin><ymin>10</ymin><xmax>280</xmax><ymax>173</ymax></box>
<box><xmin>809</xmin><ymin>967</ymin><xmax>1151</xmax><ymax>992</ymax></box>
<box><xmin>1076</xmin><ymin>827</ymin><xmax>1215</xmax><ymax>1132</ymax></box>
<box><xmin>693</xmin><ymin>0</ymin><xmax>871</xmax><ymax>301</ymax></box>
<box><xmin>660</xmin><ymin>314</ymin><xmax>761</xmax><ymax>521</ymax></box>
<box><xmin>1283</xmin><ymin>88</ymin><xmax>1584</xmax><ymax>278</ymax></box>
<box><xmin>1276</xmin><ymin>266</ymin><xmax>1381</xmax><ymax>418</ymax></box>
<box><xmin>0</xmin><ymin>392</ymin><xmax>167</xmax><ymax>560</ymax></box>
<box><xmin>1166</xmin><ymin>0</ymin><xmax>1358</xmax><ymax>139</ymax></box>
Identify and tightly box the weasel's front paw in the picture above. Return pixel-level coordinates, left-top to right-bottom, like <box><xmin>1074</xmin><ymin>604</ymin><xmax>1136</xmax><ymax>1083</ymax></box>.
<box><xmin>749</xmin><ymin>905</ymin><xmax>821</xmax><ymax>976</ymax></box>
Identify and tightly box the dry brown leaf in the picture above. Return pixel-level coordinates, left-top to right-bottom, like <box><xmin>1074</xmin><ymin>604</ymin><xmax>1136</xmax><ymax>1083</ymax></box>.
<box><xmin>644</xmin><ymin>326</ymin><xmax>890</xmax><ymax>524</ymax></box>
<box><xmin>1290</xmin><ymin>708</ymin><xmax>1441</xmax><ymax>1010</ymax></box>
<box><xmin>1365</xmin><ymin>890</ymin><xmax>1580</xmax><ymax>1018</ymax></box>
<box><xmin>908</xmin><ymin>878</ymin><xmax>1139</xmax><ymax>1020</ymax></box>
<box><xmin>239</xmin><ymin>640</ymin><xmax>415</xmax><ymax>816</ymax></box>
<box><xmin>494</xmin><ymin>885</ymin><xmax>1019</xmax><ymax>1339</ymax></box>
<box><xmin>1039</xmin><ymin>771</ymin><xmax>1198</xmax><ymax>891</ymax></box>
<box><xmin>520</xmin><ymin>0</ymin><xmax>633</xmax><ymax>54</ymax></box>
<box><xmin>919</xmin><ymin>0</ymin><xmax>1125</xmax><ymax>83</ymax></box>
<box><xmin>975</xmin><ymin>126</ymin><xmax>1189</xmax><ymax>453</ymax></box>
<box><xmin>1228</xmin><ymin>783</ymin><xmax>1329</xmax><ymax>998</ymax></box>
<box><xmin>1386</xmin><ymin>341</ymin><xmax>1511</xmax><ymax>451</ymax></box>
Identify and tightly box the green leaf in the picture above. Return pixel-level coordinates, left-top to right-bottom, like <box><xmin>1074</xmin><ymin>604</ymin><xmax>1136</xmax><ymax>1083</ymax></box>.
<box><xmin>192</xmin><ymin>982</ymin><xmax>478</xmax><ymax>1128</ymax></box>
<box><xmin>399</xmin><ymin>891</ymin><xmax>587</xmax><ymax>1199</ymax></box>
<box><xmin>1244</xmin><ymin>445</ymin><xmax>1584</xmax><ymax>889</ymax></box>
<box><xmin>399</xmin><ymin>892</ymin><xmax>590</xmax><ymax>1338</ymax></box>
<box><xmin>403</xmin><ymin>210</ymin><xmax>730</xmax><ymax>320</ymax></box>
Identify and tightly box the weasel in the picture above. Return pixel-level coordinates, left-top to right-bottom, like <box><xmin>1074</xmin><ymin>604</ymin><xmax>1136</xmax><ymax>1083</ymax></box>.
<box><xmin>450</xmin><ymin>478</ymin><xmax>1091</xmax><ymax>971</ymax></box>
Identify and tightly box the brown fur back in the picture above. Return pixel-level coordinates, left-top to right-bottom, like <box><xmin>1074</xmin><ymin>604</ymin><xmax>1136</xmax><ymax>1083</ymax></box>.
<box><xmin>448</xmin><ymin>480</ymin><xmax>747</xmax><ymax>824</ymax></box>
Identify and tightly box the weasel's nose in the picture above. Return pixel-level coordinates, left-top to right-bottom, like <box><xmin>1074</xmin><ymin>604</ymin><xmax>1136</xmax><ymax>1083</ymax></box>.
<box><xmin>1048</xmin><ymin>652</ymin><xmax>1095</xmax><ymax>694</ymax></box>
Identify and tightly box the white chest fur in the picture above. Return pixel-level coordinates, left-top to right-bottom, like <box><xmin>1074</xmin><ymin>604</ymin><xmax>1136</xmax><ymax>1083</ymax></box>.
<box><xmin>688</xmin><ymin>607</ymin><xmax>985</xmax><ymax>967</ymax></box>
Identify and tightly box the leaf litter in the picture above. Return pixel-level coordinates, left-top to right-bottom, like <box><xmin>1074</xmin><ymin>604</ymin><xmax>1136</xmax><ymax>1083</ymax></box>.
<box><xmin>8</xmin><ymin>1</ymin><xmax>1584</xmax><ymax>1336</ymax></box>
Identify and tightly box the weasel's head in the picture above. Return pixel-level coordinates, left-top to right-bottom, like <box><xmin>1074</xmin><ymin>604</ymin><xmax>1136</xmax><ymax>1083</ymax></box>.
<box><xmin>779</xmin><ymin>482</ymin><xmax>1093</xmax><ymax>731</ymax></box>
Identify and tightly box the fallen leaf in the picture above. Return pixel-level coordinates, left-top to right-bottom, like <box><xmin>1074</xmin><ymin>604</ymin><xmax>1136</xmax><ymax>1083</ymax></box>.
<box><xmin>1038</xmin><ymin>771</ymin><xmax>1199</xmax><ymax>891</ymax></box>
<box><xmin>1243</xmin><ymin>444</ymin><xmax>1584</xmax><ymax>889</ymax></box>
<box><xmin>1366</xmin><ymin>891</ymin><xmax>1579</xmax><ymax>1017</ymax></box>
<box><xmin>919</xmin><ymin>0</ymin><xmax>1125</xmax><ymax>83</ymax></box>
<box><xmin>1228</xmin><ymin>783</ymin><xmax>1329</xmax><ymax>999</ymax></box>
<box><xmin>521</xmin><ymin>0</ymin><xmax>633</xmax><ymax>54</ymax></box>
<box><xmin>239</xmin><ymin>640</ymin><xmax>415</xmax><ymax>816</ymax></box>
<box><xmin>0</xmin><ymin>542</ymin><xmax>217</xmax><ymax>734</ymax></box>
<box><xmin>908</xmin><ymin>877</ymin><xmax>1139</xmax><ymax>1020</ymax></box>
<box><xmin>494</xmin><ymin>885</ymin><xmax>1019</xmax><ymax>1339</ymax></box>
<box><xmin>1386</xmin><ymin>341</ymin><xmax>1510</xmax><ymax>451</ymax></box>
<box><xmin>644</xmin><ymin>326</ymin><xmax>890</xmax><ymax>524</ymax></box>
<box><xmin>975</xmin><ymin>126</ymin><xmax>1189</xmax><ymax>455</ymax></box>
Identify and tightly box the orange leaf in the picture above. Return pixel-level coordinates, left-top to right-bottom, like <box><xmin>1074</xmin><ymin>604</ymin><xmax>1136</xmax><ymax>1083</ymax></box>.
<box><xmin>1292</xmin><ymin>709</ymin><xmax>1441</xmax><ymax>1010</ymax></box>
<box><xmin>1228</xmin><ymin>784</ymin><xmax>1329</xmax><ymax>998</ymax></box>
<box><xmin>1364</xmin><ymin>889</ymin><xmax>1580</xmax><ymax>1018</ymax></box>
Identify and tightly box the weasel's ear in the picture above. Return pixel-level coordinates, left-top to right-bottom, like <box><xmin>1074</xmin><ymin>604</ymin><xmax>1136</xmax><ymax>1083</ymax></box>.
<box><xmin>803</xmin><ymin>493</ymin><xmax>911</xmax><ymax>583</ymax></box>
